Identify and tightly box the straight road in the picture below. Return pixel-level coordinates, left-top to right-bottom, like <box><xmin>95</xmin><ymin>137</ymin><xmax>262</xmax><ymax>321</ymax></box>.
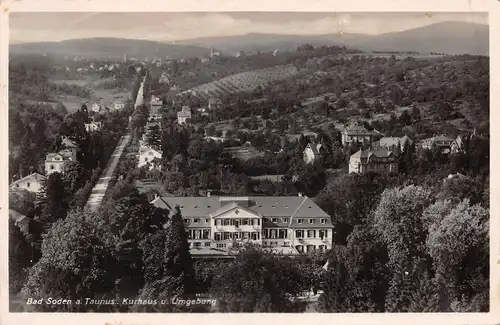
<box><xmin>84</xmin><ymin>134</ymin><xmax>131</xmax><ymax>211</ymax></box>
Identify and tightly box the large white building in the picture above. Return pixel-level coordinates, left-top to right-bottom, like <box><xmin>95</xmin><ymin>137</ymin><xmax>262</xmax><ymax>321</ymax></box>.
<box><xmin>349</xmin><ymin>149</ymin><xmax>399</xmax><ymax>175</ymax></box>
<box><xmin>45</xmin><ymin>137</ymin><xmax>78</xmax><ymax>175</ymax></box>
<box><xmin>150</xmin><ymin>195</ymin><xmax>334</xmax><ymax>257</ymax></box>
<box><xmin>9</xmin><ymin>173</ymin><xmax>46</xmax><ymax>194</ymax></box>
<box><xmin>138</xmin><ymin>144</ymin><xmax>162</xmax><ymax>170</ymax></box>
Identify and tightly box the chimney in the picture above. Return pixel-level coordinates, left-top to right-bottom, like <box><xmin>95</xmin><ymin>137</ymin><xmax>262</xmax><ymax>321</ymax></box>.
<box><xmin>298</xmin><ymin>192</ymin><xmax>303</xmax><ymax>197</ymax></box>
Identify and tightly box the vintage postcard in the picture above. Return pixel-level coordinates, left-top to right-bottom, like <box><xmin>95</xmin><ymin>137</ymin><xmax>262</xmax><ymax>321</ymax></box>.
<box><xmin>0</xmin><ymin>0</ymin><xmax>498</xmax><ymax>324</ymax></box>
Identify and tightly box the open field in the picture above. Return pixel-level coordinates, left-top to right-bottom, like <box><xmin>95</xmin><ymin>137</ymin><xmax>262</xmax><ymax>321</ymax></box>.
<box><xmin>182</xmin><ymin>65</ymin><xmax>299</xmax><ymax>99</ymax></box>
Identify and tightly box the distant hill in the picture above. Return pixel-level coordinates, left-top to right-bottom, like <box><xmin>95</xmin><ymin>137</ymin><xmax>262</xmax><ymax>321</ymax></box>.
<box><xmin>177</xmin><ymin>22</ymin><xmax>489</xmax><ymax>56</ymax></box>
<box><xmin>10</xmin><ymin>22</ymin><xmax>488</xmax><ymax>59</ymax></box>
<box><xmin>344</xmin><ymin>22</ymin><xmax>489</xmax><ymax>55</ymax></box>
<box><xmin>10</xmin><ymin>38</ymin><xmax>212</xmax><ymax>60</ymax></box>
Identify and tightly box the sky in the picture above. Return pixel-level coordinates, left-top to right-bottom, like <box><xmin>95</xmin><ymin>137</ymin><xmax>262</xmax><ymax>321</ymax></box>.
<box><xmin>9</xmin><ymin>12</ymin><xmax>489</xmax><ymax>44</ymax></box>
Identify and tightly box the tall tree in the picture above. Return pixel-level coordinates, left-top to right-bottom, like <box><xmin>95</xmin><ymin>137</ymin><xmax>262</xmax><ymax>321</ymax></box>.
<box><xmin>40</xmin><ymin>173</ymin><xmax>69</xmax><ymax>225</ymax></box>
<box><xmin>21</xmin><ymin>209</ymin><xmax>117</xmax><ymax>312</ymax></box>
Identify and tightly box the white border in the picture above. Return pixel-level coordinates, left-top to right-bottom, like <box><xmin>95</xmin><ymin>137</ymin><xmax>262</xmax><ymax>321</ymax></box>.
<box><xmin>0</xmin><ymin>1</ymin><xmax>498</xmax><ymax>324</ymax></box>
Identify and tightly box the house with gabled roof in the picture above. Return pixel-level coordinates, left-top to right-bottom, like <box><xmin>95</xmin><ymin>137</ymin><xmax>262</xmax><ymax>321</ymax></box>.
<box><xmin>349</xmin><ymin>149</ymin><xmax>399</xmax><ymax>175</ymax></box>
<box><xmin>303</xmin><ymin>141</ymin><xmax>327</xmax><ymax>164</ymax></box>
<box><xmin>341</xmin><ymin>124</ymin><xmax>379</xmax><ymax>146</ymax></box>
<box><xmin>376</xmin><ymin>135</ymin><xmax>413</xmax><ymax>152</ymax></box>
<box><xmin>138</xmin><ymin>144</ymin><xmax>162</xmax><ymax>170</ymax></box>
<box><xmin>9</xmin><ymin>172</ymin><xmax>46</xmax><ymax>194</ymax></box>
<box><xmin>150</xmin><ymin>194</ymin><xmax>333</xmax><ymax>257</ymax></box>
<box><xmin>420</xmin><ymin>135</ymin><xmax>454</xmax><ymax>154</ymax></box>
<box><xmin>177</xmin><ymin>106</ymin><xmax>192</xmax><ymax>125</ymax></box>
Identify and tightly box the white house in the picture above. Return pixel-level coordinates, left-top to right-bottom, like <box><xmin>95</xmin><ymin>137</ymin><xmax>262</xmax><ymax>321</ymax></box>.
<box><xmin>9</xmin><ymin>173</ymin><xmax>46</xmax><ymax>194</ymax></box>
<box><xmin>84</xmin><ymin>121</ymin><xmax>102</xmax><ymax>132</ymax></box>
<box><xmin>349</xmin><ymin>149</ymin><xmax>398</xmax><ymax>175</ymax></box>
<box><xmin>138</xmin><ymin>145</ymin><xmax>162</xmax><ymax>170</ymax></box>
<box><xmin>90</xmin><ymin>103</ymin><xmax>101</xmax><ymax>113</ymax></box>
<box><xmin>303</xmin><ymin>142</ymin><xmax>326</xmax><ymax>164</ymax></box>
<box><xmin>45</xmin><ymin>153</ymin><xmax>67</xmax><ymax>175</ymax></box>
<box><xmin>150</xmin><ymin>194</ymin><xmax>333</xmax><ymax>255</ymax></box>
<box><xmin>113</xmin><ymin>101</ymin><xmax>125</xmax><ymax>111</ymax></box>
<box><xmin>177</xmin><ymin>106</ymin><xmax>192</xmax><ymax>125</ymax></box>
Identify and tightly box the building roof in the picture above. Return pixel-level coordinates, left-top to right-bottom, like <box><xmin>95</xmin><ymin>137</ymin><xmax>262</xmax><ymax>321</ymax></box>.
<box><xmin>9</xmin><ymin>173</ymin><xmax>46</xmax><ymax>187</ymax></box>
<box><xmin>177</xmin><ymin>110</ymin><xmax>192</xmax><ymax>118</ymax></box>
<box><xmin>351</xmin><ymin>149</ymin><xmax>394</xmax><ymax>159</ymax></box>
<box><xmin>45</xmin><ymin>152</ymin><xmax>65</xmax><ymax>161</ymax></box>
<box><xmin>378</xmin><ymin>137</ymin><xmax>401</xmax><ymax>148</ymax></box>
<box><xmin>150</xmin><ymin>196</ymin><xmax>331</xmax><ymax>227</ymax></box>
<box><xmin>61</xmin><ymin>136</ymin><xmax>77</xmax><ymax>148</ymax></box>
<box><xmin>139</xmin><ymin>145</ymin><xmax>162</xmax><ymax>156</ymax></box>
<box><xmin>344</xmin><ymin>124</ymin><xmax>378</xmax><ymax>135</ymax></box>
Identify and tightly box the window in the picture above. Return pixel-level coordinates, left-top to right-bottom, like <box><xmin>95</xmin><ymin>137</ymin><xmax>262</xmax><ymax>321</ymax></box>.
<box><xmin>320</xmin><ymin>219</ymin><xmax>326</xmax><ymax>224</ymax></box>
<box><xmin>271</xmin><ymin>218</ymin><xmax>278</xmax><ymax>223</ymax></box>
<box><xmin>295</xmin><ymin>230</ymin><xmax>304</xmax><ymax>238</ymax></box>
<box><xmin>202</xmin><ymin>229</ymin><xmax>210</xmax><ymax>239</ymax></box>
<box><xmin>214</xmin><ymin>233</ymin><xmax>222</xmax><ymax>241</ymax></box>
<box><xmin>204</xmin><ymin>242</ymin><xmax>211</xmax><ymax>247</ymax></box>
<box><xmin>297</xmin><ymin>219</ymin><xmax>303</xmax><ymax>224</ymax></box>
<box><xmin>243</xmin><ymin>219</ymin><xmax>249</xmax><ymax>225</ymax></box>
<box><xmin>216</xmin><ymin>243</ymin><xmax>226</xmax><ymax>248</ymax></box>
<box><xmin>278</xmin><ymin>229</ymin><xmax>287</xmax><ymax>239</ymax></box>
<box><xmin>306</xmin><ymin>245</ymin><xmax>315</xmax><ymax>253</ymax></box>
<box><xmin>307</xmin><ymin>230</ymin><xmax>316</xmax><ymax>238</ymax></box>
<box><xmin>184</xmin><ymin>219</ymin><xmax>189</xmax><ymax>224</ymax></box>
<box><xmin>318</xmin><ymin>245</ymin><xmax>326</xmax><ymax>251</ymax></box>
<box><xmin>296</xmin><ymin>245</ymin><xmax>304</xmax><ymax>253</ymax></box>
<box><xmin>193</xmin><ymin>242</ymin><xmax>201</xmax><ymax>248</ymax></box>
<box><xmin>283</xmin><ymin>241</ymin><xmax>290</xmax><ymax>247</ymax></box>
<box><xmin>255</xmin><ymin>219</ymin><xmax>260</xmax><ymax>226</ymax></box>
<box><xmin>243</xmin><ymin>232</ymin><xmax>249</xmax><ymax>239</ymax></box>
<box><xmin>50</xmin><ymin>165</ymin><xmax>55</xmax><ymax>170</ymax></box>
<box><xmin>27</xmin><ymin>182</ymin><xmax>31</xmax><ymax>188</ymax></box>
<box><xmin>251</xmin><ymin>232</ymin><xmax>259</xmax><ymax>240</ymax></box>
<box><xmin>223</xmin><ymin>219</ymin><xmax>230</xmax><ymax>226</ymax></box>
<box><xmin>193</xmin><ymin>218</ymin><xmax>199</xmax><ymax>224</ymax></box>
<box><xmin>16</xmin><ymin>184</ymin><xmax>19</xmax><ymax>188</ymax></box>
<box><xmin>205</xmin><ymin>218</ymin><xmax>209</xmax><ymax>223</ymax></box>
<box><xmin>282</xmin><ymin>218</ymin><xmax>289</xmax><ymax>223</ymax></box>
<box><xmin>270</xmin><ymin>229</ymin><xmax>277</xmax><ymax>239</ymax></box>
<box><xmin>224</xmin><ymin>232</ymin><xmax>231</xmax><ymax>240</ymax></box>
<box><xmin>309</xmin><ymin>219</ymin><xmax>315</xmax><ymax>224</ymax></box>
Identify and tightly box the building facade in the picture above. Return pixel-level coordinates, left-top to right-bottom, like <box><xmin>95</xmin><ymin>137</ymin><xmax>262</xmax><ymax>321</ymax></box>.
<box><xmin>349</xmin><ymin>149</ymin><xmax>398</xmax><ymax>175</ymax></box>
<box><xmin>138</xmin><ymin>145</ymin><xmax>162</xmax><ymax>170</ymax></box>
<box><xmin>9</xmin><ymin>172</ymin><xmax>46</xmax><ymax>194</ymax></box>
<box><xmin>341</xmin><ymin>124</ymin><xmax>379</xmax><ymax>146</ymax></box>
<box><xmin>420</xmin><ymin>135</ymin><xmax>455</xmax><ymax>154</ymax></box>
<box><xmin>150</xmin><ymin>195</ymin><xmax>333</xmax><ymax>255</ymax></box>
<box><xmin>303</xmin><ymin>142</ymin><xmax>326</xmax><ymax>164</ymax></box>
<box><xmin>177</xmin><ymin>106</ymin><xmax>192</xmax><ymax>125</ymax></box>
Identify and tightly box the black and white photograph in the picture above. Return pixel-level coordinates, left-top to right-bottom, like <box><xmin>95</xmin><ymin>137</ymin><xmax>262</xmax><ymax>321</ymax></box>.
<box><xmin>2</xmin><ymin>6</ymin><xmax>492</xmax><ymax>319</ymax></box>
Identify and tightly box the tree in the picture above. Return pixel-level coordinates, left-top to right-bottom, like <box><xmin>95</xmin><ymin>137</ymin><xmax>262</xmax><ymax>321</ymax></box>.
<box><xmin>373</xmin><ymin>185</ymin><xmax>435</xmax><ymax>311</ymax></box>
<box><xmin>316</xmin><ymin>174</ymin><xmax>388</xmax><ymax>244</ymax></box>
<box><xmin>9</xmin><ymin>219</ymin><xmax>34</xmax><ymax>294</ymax></box>
<box><xmin>425</xmin><ymin>199</ymin><xmax>489</xmax><ymax>312</ymax></box>
<box><xmin>21</xmin><ymin>209</ymin><xmax>117</xmax><ymax>312</ymax></box>
<box><xmin>145</xmin><ymin>124</ymin><xmax>162</xmax><ymax>149</ymax></box>
<box><xmin>62</xmin><ymin>160</ymin><xmax>85</xmax><ymax>194</ymax></box>
<box><xmin>210</xmin><ymin>246</ymin><xmax>304</xmax><ymax>312</ymax></box>
<box><xmin>103</xmin><ymin>190</ymin><xmax>169</xmax><ymax>298</ymax></box>
<box><xmin>40</xmin><ymin>173</ymin><xmax>69</xmax><ymax>225</ymax></box>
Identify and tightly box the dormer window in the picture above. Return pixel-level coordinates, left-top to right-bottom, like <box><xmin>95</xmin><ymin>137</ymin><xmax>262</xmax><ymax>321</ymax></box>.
<box><xmin>271</xmin><ymin>218</ymin><xmax>278</xmax><ymax>223</ymax></box>
<box><xmin>297</xmin><ymin>219</ymin><xmax>303</xmax><ymax>224</ymax></box>
<box><xmin>282</xmin><ymin>218</ymin><xmax>289</xmax><ymax>223</ymax></box>
<box><xmin>309</xmin><ymin>219</ymin><xmax>315</xmax><ymax>224</ymax></box>
<box><xmin>321</xmin><ymin>219</ymin><xmax>326</xmax><ymax>224</ymax></box>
